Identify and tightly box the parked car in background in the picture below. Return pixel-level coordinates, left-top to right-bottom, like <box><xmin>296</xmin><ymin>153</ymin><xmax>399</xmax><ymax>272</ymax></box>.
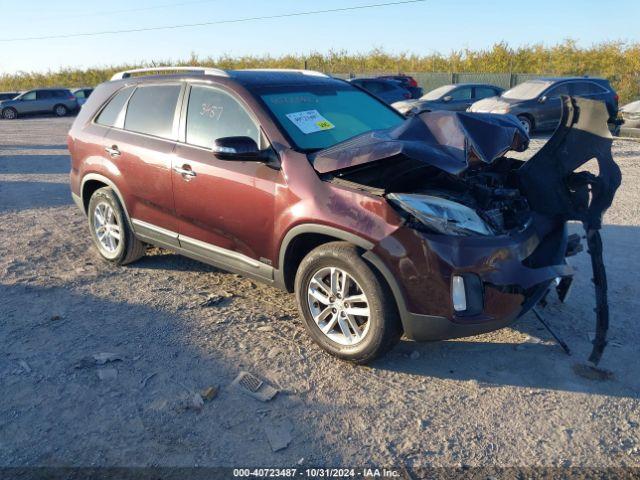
<box><xmin>0</xmin><ymin>88</ymin><xmax>78</xmax><ymax>119</ymax></box>
<box><xmin>348</xmin><ymin>78</ymin><xmax>412</xmax><ymax>104</ymax></box>
<box><xmin>377</xmin><ymin>74</ymin><xmax>423</xmax><ymax>98</ymax></box>
<box><xmin>468</xmin><ymin>77</ymin><xmax>618</xmax><ymax>134</ymax></box>
<box><xmin>617</xmin><ymin>100</ymin><xmax>640</xmax><ymax>138</ymax></box>
<box><xmin>72</xmin><ymin>88</ymin><xmax>94</xmax><ymax>106</ymax></box>
<box><xmin>0</xmin><ymin>92</ymin><xmax>20</xmax><ymax>101</ymax></box>
<box><xmin>393</xmin><ymin>83</ymin><xmax>503</xmax><ymax>115</ymax></box>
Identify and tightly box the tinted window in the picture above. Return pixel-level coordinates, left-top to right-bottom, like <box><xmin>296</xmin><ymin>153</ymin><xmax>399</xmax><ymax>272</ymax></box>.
<box><xmin>449</xmin><ymin>87</ymin><xmax>472</xmax><ymax>100</ymax></box>
<box><xmin>124</xmin><ymin>85</ymin><xmax>181</xmax><ymax>139</ymax></box>
<box><xmin>36</xmin><ymin>90</ymin><xmax>54</xmax><ymax>100</ymax></box>
<box><xmin>186</xmin><ymin>85</ymin><xmax>259</xmax><ymax>149</ymax></box>
<box><xmin>570</xmin><ymin>82</ymin><xmax>606</xmax><ymax>95</ymax></box>
<box><xmin>22</xmin><ymin>91</ymin><xmax>36</xmax><ymax>101</ymax></box>
<box><xmin>96</xmin><ymin>86</ymin><xmax>134</xmax><ymax>127</ymax></box>
<box><xmin>475</xmin><ymin>87</ymin><xmax>499</xmax><ymax>99</ymax></box>
<box><xmin>546</xmin><ymin>83</ymin><xmax>571</xmax><ymax>98</ymax></box>
<box><xmin>363</xmin><ymin>81</ymin><xmax>385</xmax><ymax>94</ymax></box>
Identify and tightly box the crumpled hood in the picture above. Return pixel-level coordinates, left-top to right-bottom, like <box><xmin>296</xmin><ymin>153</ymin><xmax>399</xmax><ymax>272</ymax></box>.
<box><xmin>311</xmin><ymin>110</ymin><xmax>529</xmax><ymax>175</ymax></box>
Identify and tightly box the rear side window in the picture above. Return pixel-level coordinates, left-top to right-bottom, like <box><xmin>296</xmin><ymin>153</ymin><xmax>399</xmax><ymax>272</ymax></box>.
<box><xmin>475</xmin><ymin>87</ymin><xmax>499</xmax><ymax>99</ymax></box>
<box><xmin>124</xmin><ymin>85</ymin><xmax>181</xmax><ymax>139</ymax></box>
<box><xmin>185</xmin><ymin>85</ymin><xmax>259</xmax><ymax>149</ymax></box>
<box><xmin>36</xmin><ymin>90</ymin><xmax>54</xmax><ymax>100</ymax></box>
<box><xmin>96</xmin><ymin>86</ymin><xmax>134</xmax><ymax>127</ymax></box>
<box><xmin>570</xmin><ymin>82</ymin><xmax>607</xmax><ymax>95</ymax></box>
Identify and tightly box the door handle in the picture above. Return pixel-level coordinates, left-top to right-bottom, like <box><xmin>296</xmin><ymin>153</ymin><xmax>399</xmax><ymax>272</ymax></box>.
<box><xmin>174</xmin><ymin>165</ymin><xmax>197</xmax><ymax>178</ymax></box>
<box><xmin>104</xmin><ymin>145</ymin><xmax>121</xmax><ymax>157</ymax></box>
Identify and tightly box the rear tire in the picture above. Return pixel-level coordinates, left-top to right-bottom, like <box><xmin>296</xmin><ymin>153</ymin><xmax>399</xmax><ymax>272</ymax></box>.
<box><xmin>294</xmin><ymin>242</ymin><xmax>401</xmax><ymax>364</ymax></box>
<box><xmin>53</xmin><ymin>104</ymin><xmax>68</xmax><ymax>117</ymax></box>
<box><xmin>87</xmin><ymin>187</ymin><xmax>145</xmax><ymax>265</ymax></box>
<box><xmin>2</xmin><ymin>107</ymin><xmax>17</xmax><ymax>120</ymax></box>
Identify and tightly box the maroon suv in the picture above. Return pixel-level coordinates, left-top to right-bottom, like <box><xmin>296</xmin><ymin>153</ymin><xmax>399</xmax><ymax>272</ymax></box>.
<box><xmin>68</xmin><ymin>67</ymin><xmax>616</xmax><ymax>363</ymax></box>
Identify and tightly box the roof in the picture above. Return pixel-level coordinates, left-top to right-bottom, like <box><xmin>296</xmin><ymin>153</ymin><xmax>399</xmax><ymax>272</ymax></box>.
<box><xmin>109</xmin><ymin>66</ymin><xmax>343</xmax><ymax>88</ymax></box>
<box><xmin>525</xmin><ymin>76</ymin><xmax>608</xmax><ymax>83</ymax></box>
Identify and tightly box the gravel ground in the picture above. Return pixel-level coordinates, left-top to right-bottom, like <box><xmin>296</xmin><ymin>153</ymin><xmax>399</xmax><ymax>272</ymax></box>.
<box><xmin>0</xmin><ymin>117</ymin><xmax>639</xmax><ymax>471</ymax></box>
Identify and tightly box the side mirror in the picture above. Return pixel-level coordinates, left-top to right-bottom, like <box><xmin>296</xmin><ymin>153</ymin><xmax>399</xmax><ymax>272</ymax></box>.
<box><xmin>212</xmin><ymin>136</ymin><xmax>261</xmax><ymax>161</ymax></box>
<box><xmin>538</xmin><ymin>95</ymin><xmax>547</xmax><ymax>104</ymax></box>
<box><xmin>443</xmin><ymin>95</ymin><xmax>452</xmax><ymax>102</ymax></box>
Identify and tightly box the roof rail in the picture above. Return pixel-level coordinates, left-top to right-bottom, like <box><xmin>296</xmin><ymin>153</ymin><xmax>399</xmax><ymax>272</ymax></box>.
<box><xmin>240</xmin><ymin>68</ymin><xmax>329</xmax><ymax>78</ymax></box>
<box><xmin>110</xmin><ymin>66</ymin><xmax>228</xmax><ymax>81</ymax></box>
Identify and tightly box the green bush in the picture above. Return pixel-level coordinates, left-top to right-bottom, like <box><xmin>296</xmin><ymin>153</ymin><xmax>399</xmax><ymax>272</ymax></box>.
<box><xmin>1</xmin><ymin>41</ymin><xmax>638</xmax><ymax>103</ymax></box>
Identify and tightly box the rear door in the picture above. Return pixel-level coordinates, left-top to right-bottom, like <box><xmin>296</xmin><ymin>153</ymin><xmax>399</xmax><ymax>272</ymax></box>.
<box><xmin>171</xmin><ymin>83</ymin><xmax>281</xmax><ymax>277</ymax></box>
<box><xmin>102</xmin><ymin>83</ymin><xmax>183</xmax><ymax>241</ymax></box>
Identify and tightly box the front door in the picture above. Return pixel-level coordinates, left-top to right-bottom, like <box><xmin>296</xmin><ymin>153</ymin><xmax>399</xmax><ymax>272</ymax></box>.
<box><xmin>171</xmin><ymin>84</ymin><xmax>281</xmax><ymax>276</ymax></box>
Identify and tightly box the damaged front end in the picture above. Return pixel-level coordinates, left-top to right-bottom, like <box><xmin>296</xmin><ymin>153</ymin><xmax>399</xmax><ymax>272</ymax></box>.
<box><xmin>313</xmin><ymin>98</ymin><xmax>620</xmax><ymax>364</ymax></box>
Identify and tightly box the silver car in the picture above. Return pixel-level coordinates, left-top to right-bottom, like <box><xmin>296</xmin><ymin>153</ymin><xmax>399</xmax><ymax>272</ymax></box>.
<box><xmin>0</xmin><ymin>88</ymin><xmax>78</xmax><ymax>119</ymax></box>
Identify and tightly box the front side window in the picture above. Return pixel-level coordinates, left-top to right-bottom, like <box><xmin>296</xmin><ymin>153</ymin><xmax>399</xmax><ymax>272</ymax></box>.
<box><xmin>21</xmin><ymin>91</ymin><xmax>36</xmax><ymax>101</ymax></box>
<box><xmin>546</xmin><ymin>83</ymin><xmax>571</xmax><ymax>98</ymax></box>
<box><xmin>258</xmin><ymin>84</ymin><xmax>404</xmax><ymax>151</ymax></box>
<box><xmin>95</xmin><ymin>86</ymin><xmax>134</xmax><ymax>127</ymax></box>
<box><xmin>449</xmin><ymin>87</ymin><xmax>472</xmax><ymax>100</ymax></box>
<box><xmin>124</xmin><ymin>84</ymin><xmax>181</xmax><ymax>139</ymax></box>
<box><xmin>185</xmin><ymin>85</ymin><xmax>259</xmax><ymax>149</ymax></box>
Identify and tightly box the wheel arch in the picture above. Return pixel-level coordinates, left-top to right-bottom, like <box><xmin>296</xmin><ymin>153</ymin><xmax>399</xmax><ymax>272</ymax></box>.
<box><xmin>80</xmin><ymin>174</ymin><xmax>134</xmax><ymax>229</ymax></box>
<box><xmin>276</xmin><ymin>224</ymin><xmax>374</xmax><ymax>293</ymax></box>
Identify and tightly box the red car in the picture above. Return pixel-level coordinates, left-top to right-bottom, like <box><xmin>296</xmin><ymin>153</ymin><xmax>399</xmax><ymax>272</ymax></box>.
<box><xmin>68</xmin><ymin>67</ymin><xmax>614</xmax><ymax>363</ymax></box>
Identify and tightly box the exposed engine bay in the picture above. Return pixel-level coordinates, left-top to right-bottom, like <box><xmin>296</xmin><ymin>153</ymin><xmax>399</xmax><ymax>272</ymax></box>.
<box><xmin>312</xmin><ymin>97</ymin><xmax>622</xmax><ymax>364</ymax></box>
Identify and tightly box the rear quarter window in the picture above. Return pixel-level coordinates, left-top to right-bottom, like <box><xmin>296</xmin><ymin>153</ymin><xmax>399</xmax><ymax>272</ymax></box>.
<box><xmin>95</xmin><ymin>86</ymin><xmax>135</xmax><ymax>127</ymax></box>
<box><xmin>124</xmin><ymin>85</ymin><xmax>181</xmax><ymax>139</ymax></box>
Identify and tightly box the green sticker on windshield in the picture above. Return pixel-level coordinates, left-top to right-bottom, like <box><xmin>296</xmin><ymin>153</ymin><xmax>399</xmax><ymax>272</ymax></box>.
<box><xmin>285</xmin><ymin>110</ymin><xmax>335</xmax><ymax>134</ymax></box>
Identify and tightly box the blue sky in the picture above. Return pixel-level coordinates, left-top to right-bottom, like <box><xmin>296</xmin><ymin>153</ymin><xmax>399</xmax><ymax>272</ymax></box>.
<box><xmin>1</xmin><ymin>0</ymin><xmax>639</xmax><ymax>74</ymax></box>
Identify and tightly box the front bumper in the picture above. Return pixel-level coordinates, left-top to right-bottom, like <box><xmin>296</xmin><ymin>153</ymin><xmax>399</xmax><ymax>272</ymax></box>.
<box><xmin>364</xmin><ymin>222</ymin><xmax>571</xmax><ymax>341</ymax></box>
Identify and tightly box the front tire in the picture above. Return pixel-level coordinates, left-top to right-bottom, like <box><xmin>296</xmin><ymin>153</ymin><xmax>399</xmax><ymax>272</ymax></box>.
<box><xmin>2</xmin><ymin>107</ymin><xmax>17</xmax><ymax>120</ymax></box>
<box><xmin>294</xmin><ymin>242</ymin><xmax>401</xmax><ymax>364</ymax></box>
<box><xmin>54</xmin><ymin>104</ymin><xmax>68</xmax><ymax>117</ymax></box>
<box><xmin>517</xmin><ymin>115</ymin><xmax>533</xmax><ymax>135</ymax></box>
<box><xmin>87</xmin><ymin>187</ymin><xmax>145</xmax><ymax>265</ymax></box>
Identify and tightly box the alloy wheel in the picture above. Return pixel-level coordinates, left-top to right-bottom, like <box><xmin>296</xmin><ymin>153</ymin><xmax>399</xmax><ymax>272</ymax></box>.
<box><xmin>307</xmin><ymin>267</ymin><xmax>371</xmax><ymax>346</ymax></box>
<box><xmin>93</xmin><ymin>202</ymin><xmax>121</xmax><ymax>254</ymax></box>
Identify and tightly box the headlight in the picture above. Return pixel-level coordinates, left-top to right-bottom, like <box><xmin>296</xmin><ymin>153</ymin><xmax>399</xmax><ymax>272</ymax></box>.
<box><xmin>491</xmin><ymin>107</ymin><xmax>510</xmax><ymax>114</ymax></box>
<box><xmin>387</xmin><ymin>193</ymin><xmax>493</xmax><ymax>236</ymax></box>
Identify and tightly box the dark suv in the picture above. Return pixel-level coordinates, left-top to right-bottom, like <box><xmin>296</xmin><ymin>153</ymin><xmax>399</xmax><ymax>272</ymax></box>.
<box><xmin>0</xmin><ymin>88</ymin><xmax>78</xmax><ymax>119</ymax></box>
<box><xmin>69</xmin><ymin>67</ymin><xmax>597</xmax><ymax>363</ymax></box>
<box><xmin>469</xmin><ymin>77</ymin><xmax>618</xmax><ymax>134</ymax></box>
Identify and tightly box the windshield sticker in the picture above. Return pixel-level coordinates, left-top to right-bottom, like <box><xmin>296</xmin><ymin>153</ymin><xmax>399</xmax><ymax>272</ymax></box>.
<box><xmin>285</xmin><ymin>110</ymin><xmax>335</xmax><ymax>134</ymax></box>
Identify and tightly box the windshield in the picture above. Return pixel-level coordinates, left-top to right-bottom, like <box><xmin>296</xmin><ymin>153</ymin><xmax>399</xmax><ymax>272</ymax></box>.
<box><xmin>421</xmin><ymin>85</ymin><xmax>456</xmax><ymax>101</ymax></box>
<box><xmin>258</xmin><ymin>85</ymin><xmax>404</xmax><ymax>151</ymax></box>
<box><xmin>502</xmin><ymin>80</ymin><xmax>553</xmax><ymax>100</ymax></box>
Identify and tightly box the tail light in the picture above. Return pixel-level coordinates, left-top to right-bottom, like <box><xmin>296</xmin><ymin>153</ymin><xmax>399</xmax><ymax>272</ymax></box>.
<box><xmin>69</xmin><ymin>95</ymin><xmax>76</xmax><ymax>101</ymax></box>
<box><xmin>614</xmin><ymin>94</ymin><xmax>619</xmax><ymax>104</ymax></box>
<box><xmin>409</xmin><ymin>78</ymin><xmax>418</xmax><ymax>87</ymax></box>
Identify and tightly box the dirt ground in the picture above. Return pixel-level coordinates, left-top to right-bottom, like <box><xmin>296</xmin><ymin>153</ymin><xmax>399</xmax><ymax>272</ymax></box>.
<box><xmin>0</xmin><ymin>117</ymin><xmax>639</xmax><ymax>471</ymax></box>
